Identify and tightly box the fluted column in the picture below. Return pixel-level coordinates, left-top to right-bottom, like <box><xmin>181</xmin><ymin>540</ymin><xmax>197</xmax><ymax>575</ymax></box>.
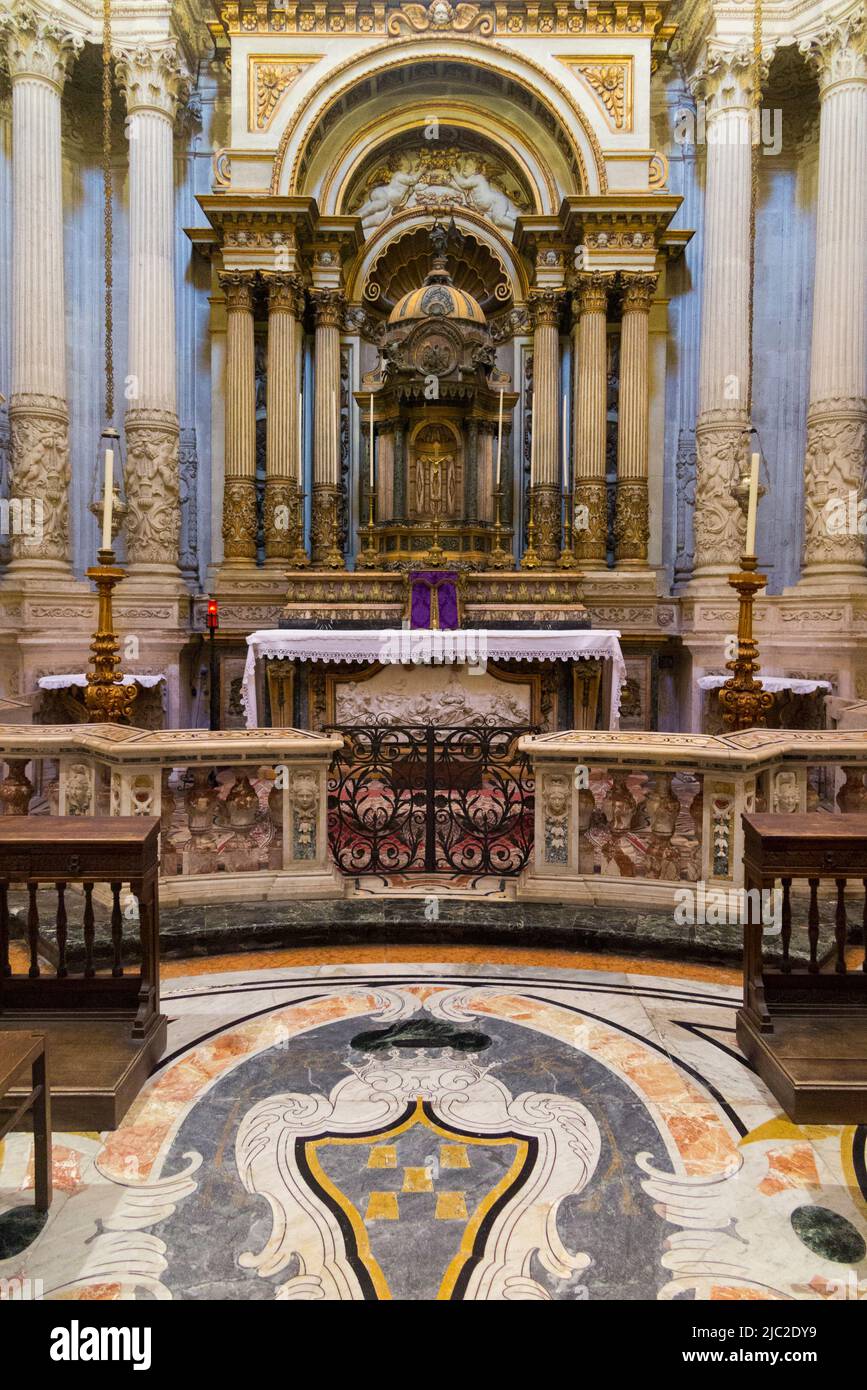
<box><xmin>311</xmin><ymin>289</ymin><xmax>344</xmax><ymax>568</ymax></box>
<box><xmin>219</xmin><ymin>272</ymin><xmax>257</xmax><ymax>564</ymax></box>
<box><xmin>2</xmin><ymin>6</ymin><xmax>82</xmax><ymax>573</ymax></box>
<box><xmin>691</xmin><ymin>47</ymin><xmax>757</xmax><ymax>584</ymax></box>
<box><xmin>529</xmin><ymin>289</ymin><xmax>563</xmax><ymax>564</ymax></box>
<box><xmin>799</xmin><ymin>16</ymin><xmax>867</xmax><ymax>587</ymax></box>
<box><xmin>263</xmin><ymin>273</ymin><xmax>305</xmax><ymax>565</ymax></box>
<box><xmin>115</xmin><ymin>43</ymin><xmax>189</xmax><ymax>577</ymax></box>
<box><xmin>614</xmin><ymin>272</ymin><xmax>657</xmax><ymax>567</ymax></box>
<box><xmin>572</xmin><ymin>272</ymin><xmax>614</xmax><ymax>564</ymax></box>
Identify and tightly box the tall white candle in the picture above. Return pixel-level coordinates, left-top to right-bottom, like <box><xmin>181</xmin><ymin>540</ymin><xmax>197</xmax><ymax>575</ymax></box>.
<box><xmin>298</xmin><ymin>391</ymin><xmax>303</xmax><ymax>479</ymax></box>
<box><xmin>745</xmin><ymin>452</ymin><xmax>760</xmax><ymax>555</ymax></box>
<box><xmin>495</xmin><ymin>388</ymin><xmax>504</xmax><ymax>488</ymax></box>
<box><xmin>369</xmin><ymin>393</ymin><xmax>375</xmax><ymax>486</ymax></box>
<box><xmin>101</xmin><ymin>446</ymin><xmax>113</xmax><ymax>551</ymax></box>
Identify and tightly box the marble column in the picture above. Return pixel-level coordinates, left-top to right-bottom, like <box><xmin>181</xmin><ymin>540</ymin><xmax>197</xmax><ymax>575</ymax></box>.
<box><xmin>2</xmin><ymin>6</ymin><xmax>82</xmax><ymax>573</ymax></box>
<box><xmin>465</xmin><ymin>418</ymin><xmax>479</xmax><ymax>525</ymax></box>
<box><xmin>115</xmin><ymin>43</ymin><xmax>189</xmax><ymax>577</ymax></box>
<box><xmin>691</xmin><ymin>46</ymin><xmax>757</xmax><ymax>585</ymax></box>
<box><xmin>572</xmin><ymin>273</ymin><xmax>614</xmax><ymax>564</ymax></box>
<box><xmin>799</xmin><ymin>17</ymin><xmax>867</xmax><ymax>587</ymax></box>
<box><xmin>614</xmin><ymin>272</ymin><xmax>657</xmax><ymax>567</ymax></box>
<box><xmin>219</xmin><ymin>272</ymin><xmax>257</xmax><ymax>564</ymax></box>
<box><xmin>310</xmin><ymin>290</ymin><xmax>344</xmax><ymax>568</ymax></box>
<box><xmin>263</xmin><ymin>273</ymin><xmax>305</xmax><ymax>565</ymax></box>
<box><xmin>528</xmin><ymin>289</ymin><xmax>563</xmax><ymax>564</ymax></box>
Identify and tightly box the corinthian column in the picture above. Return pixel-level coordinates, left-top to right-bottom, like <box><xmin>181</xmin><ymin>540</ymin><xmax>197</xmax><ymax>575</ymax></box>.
<box><xmin>691</xmin><ymin>46</ymin><xmax>757</xmax><ymax>586</ymax></box>
<box><xmin>2</xmin><ymin>5</ymin><xmax>82</xmax><ymax>573</ymax></box>
<box><xmin>528</xmin><ymin>289</ymin><xmax>563</xmax><ymax>565</ymax></box>
<box><xmin>263</xmin><ymin>273</ymin><xmax>306</xmax><ymax>565</ymax></box>
<box><xmin>115</xmin><ymin>43</ymin><xmax>189</xmax><ymax>578</ymax></box>
<box><xmin>219</xmin><ymin>272</ymin><xmax>257</xmax><ymax>564</ymax></box>
<box><xmin>310</xmin><ymin>289</ymin><xmax>344</xmax><ymax>568</ymax></box>
<box><xmin>572</xmin><ymin>273</ymin><xmax>613</xmax><ymax>564</ymax></box>
<box><xmin>615</xmin><ymin>271</ymin><xmax>657</xmax><ymax>567</ymax></box>
<box><xmin>798</xmin><ymin>15</ymin><xmax>867</xmax><ymax>588</ymax></box>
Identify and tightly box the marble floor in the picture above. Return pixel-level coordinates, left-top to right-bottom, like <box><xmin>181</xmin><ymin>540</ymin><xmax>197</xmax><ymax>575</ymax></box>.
<box><xmin>1</xmin><ymin>952</ymin><xmax>865</xmax><ymax>1301</ymax></box>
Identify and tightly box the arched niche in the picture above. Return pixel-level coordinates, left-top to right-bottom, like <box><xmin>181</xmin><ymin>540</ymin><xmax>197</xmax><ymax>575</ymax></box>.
<box><xmin>270</xmin><ymin>39</ymin><xmax>607</xmax><ymax>203</ymax></box>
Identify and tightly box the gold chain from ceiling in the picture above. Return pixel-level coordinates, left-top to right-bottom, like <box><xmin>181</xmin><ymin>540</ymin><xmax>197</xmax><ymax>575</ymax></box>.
<box><xmin>102</xmin><ymin>0</ymin><xmax>114</xmax><ymax>422</ymax></box>
<box><xmin>747</xmin><ymin>0</ymin><xmax>763</xmax><ymax>418</ymax></box>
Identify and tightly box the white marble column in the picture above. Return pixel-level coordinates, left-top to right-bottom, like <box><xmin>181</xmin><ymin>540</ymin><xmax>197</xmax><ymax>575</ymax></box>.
<box><xmin>2</xmin><ymin>5</ymin><xmax>82</xmax><ymax>573</ymax></box>
<box><xmin>799</xmin><ymin>16</ymin><xmax>867</xmax><ymax>588</ymax></box>
<box><xmin>115</xmin><ymin>43</ymin><xmax>189</xmax><ymax>578</ymax></box>
<box><xmin>615</xmin><ymin>272</ymin><xmax>657</xmax><ymax>568</ymax></box>
<box><xmin>691</xmin><ymin>46</ymin><xmax>757</xmax><ymax>585</ymax></box>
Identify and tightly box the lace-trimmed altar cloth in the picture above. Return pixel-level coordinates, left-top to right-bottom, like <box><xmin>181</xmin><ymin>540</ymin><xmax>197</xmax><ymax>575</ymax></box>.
<box><xmin>242</xmin><ymin>628</ymin><xmax>627</xmax><ymax>730</ymax></box>
<box><xmin>37</xmin><ymin>673</ymin><xmax>166</xmax><ymax>689</ymax></box>
<box><xmin>697</xmin><ymin>675</ymin><xmax>832</xmax><ymax>695</ymax></box>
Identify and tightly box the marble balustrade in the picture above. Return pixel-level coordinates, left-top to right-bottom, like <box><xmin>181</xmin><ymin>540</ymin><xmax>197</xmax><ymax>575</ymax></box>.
<box><xmin>1</xmin><ymin>726</ymin><xmax>866</xmax><ymax>910</ymax></box>
<box><xmin>0</xmin><ymin>726</ymin><xmax>342</xmax><ymax>906</ymax></box>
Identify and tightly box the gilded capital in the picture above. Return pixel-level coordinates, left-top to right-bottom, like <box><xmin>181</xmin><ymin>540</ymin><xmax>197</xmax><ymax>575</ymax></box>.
<box><xmin>620</xmin><ymin>272</ymin><xmax>658</xmax><ymax>315</ymax></box>
<box><xmin>799</xmin><ymin>14</ymin><xmax>866</xmax><ymax>95</ymax></box>
<box><xmin>529</xmin><ymin>289</ymin><xmax>564</xmax><ymax>330</ymax></box>
<box><xmin>114</xmin><ymin>41</ymin><xmax>192</xmax><ymax>122</ymax></box>
<box><xmin>219</xmin><ymin>270</ymin><xmax>256</xmax><ymax>313</ymax></box>
<box><xmin>572</xmin><ymin>273</ymin><xmax>615</xmax><ymax>318</ymax></box>
<box><xmin>312</xmin><ymin>289</ymin><xmax>345</xmax><ymax>329</ymax></box>
<box><xmin>1</xmin><ymin>3</ymin><xmax>83</xmax><ymax>90</ymax></box>
<box><xmin>264</xmin><ymin>273</ymin><xmax>306</xmax><ymax>317</ymax></box>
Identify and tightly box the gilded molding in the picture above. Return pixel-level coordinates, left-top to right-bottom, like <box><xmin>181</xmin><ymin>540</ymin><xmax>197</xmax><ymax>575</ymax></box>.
<box><xmin>248</xmin><ymin>54</ymin><xmax>322</xmax><ymax>132</ymax></box>
<box><xmin>614</xmin><ymin>479</ymin><xmax>649</xmax><ymax>565</ymax></box>
<box><xmin>558</xmin><ymin>57</ymin><xmax>633</xmax><ymax>132</ymax></box>
<box><xmin>574</xmin><ymin>480</ymin><xmax>607</xmax><ymax>563</ymax></box>
<box><xmin>223</xmin><ymin>477</ymin><xmax>258</xmax><ymax>561</ymax></box>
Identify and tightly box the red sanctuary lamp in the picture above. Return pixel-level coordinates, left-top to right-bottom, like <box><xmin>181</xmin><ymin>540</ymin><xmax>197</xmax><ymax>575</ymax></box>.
<box><xmin>206</xmin><ymin>598</ymin><xmax>219</xmax><ymax>731</ymax></box>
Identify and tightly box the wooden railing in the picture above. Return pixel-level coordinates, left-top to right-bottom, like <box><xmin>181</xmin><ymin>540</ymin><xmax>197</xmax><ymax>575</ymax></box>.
<box><xmin>737</xmin><ymin>812</ymin><xmax>867</xmax><ymax>1123</ymax></box>
<box><xmin>0</xmin><ymin>816</ymin><xmax>165</xmax><ymax>1128</ymax></box>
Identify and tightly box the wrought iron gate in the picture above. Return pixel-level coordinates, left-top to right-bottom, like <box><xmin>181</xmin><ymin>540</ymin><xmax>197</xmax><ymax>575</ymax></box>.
<box><xmin>326</xmin><ymin>724</ymin><xmax>536</xmax><ymax>876</ymax></box>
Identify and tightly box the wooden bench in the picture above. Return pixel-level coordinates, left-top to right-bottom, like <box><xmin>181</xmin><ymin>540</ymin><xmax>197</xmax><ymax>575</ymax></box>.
<box><xmin>737</xmin><ymin>812</ymin><xmax>867</xmax><ymax>1122</ymax></box>
<box><xmin>0</xmin><ymin>1032</ymin><xmax>51</xmax><ymax>1210</ymax></box>
<box><xmin>0</xmin><ymin>817</ymin><xmax>166</xmax><ymax>1129</ymax></box>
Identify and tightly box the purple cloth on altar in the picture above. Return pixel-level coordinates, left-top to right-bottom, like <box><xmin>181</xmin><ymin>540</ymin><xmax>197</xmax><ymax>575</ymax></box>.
<box><xmin>410</xmin><ymin>571</ymin><xmax>459</xmax><ymax>629</ymax></box>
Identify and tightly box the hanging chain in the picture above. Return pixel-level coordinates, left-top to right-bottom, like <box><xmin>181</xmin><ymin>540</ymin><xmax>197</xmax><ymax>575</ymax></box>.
<box><xmin>102</xmin><ymin>0</ymin><xmax>114</xmax><ymax>423</ymax></box>
<box><xmin>746</xmin><ymin>0</ymin><xmax>763</xmax><ymax>419</ymax></box>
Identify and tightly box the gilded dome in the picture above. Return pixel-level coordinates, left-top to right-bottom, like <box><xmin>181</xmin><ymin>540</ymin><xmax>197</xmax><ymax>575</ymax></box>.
<box><xmin>387</xmin><ymin>261</ymin><xmax>486</xmax><ymax>327</ymax></box>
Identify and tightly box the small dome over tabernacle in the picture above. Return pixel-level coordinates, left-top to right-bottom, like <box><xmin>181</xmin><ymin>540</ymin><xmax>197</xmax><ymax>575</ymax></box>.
<box><xmin>387</xmin><ymin>253</ymin><xmax>486</xmax><ymax>326</ymax></box>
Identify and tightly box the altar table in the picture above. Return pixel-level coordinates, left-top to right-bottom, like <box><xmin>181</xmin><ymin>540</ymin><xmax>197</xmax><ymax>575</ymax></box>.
<box><xmin>242</xmin><ymin>628</ymin><xmax>627</xmax><ymax>730</ymax></box>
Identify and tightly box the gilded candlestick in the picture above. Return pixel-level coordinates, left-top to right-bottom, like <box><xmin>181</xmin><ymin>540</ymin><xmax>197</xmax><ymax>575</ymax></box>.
<box><xmin>489</xmin><ymin>485</ymin><xmax>513</xmax><ymax>569</ymax></box>
<box><xmin>357</xmin><ymin>482</ymin><xmax>380</xmax><ymax>569</ymax></box>
<box><xmin>84</xmin><ymin>547</ymin><xmax>137</xmax><ymax>724</ymax></box>
<box><xmin>718</xmin><ymin>553</ymin><xmax>773</xmax><ymax>732</ymax></box>
<box><xmin>558</xmin><ymin>488</ymin><xmax>578</xmax><ymax>569</ymax></box>
<box><xmin>521</xmin><ymin>489</ymin><xmax>541</xmax><ymax>570</ymax></box>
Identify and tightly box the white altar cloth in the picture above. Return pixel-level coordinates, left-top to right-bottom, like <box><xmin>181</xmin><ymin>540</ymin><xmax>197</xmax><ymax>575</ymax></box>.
<box><xmin>38</xmin><ymin>672</ymin><xmax>166</xmax><ymax>690</ymax></box>
<box><xmin>698</xmin><ymin>675</ymin><xmax>831</xmax><ymax>695</ymax></box>
<box><xmin>242</xmin><ymin>628</ymin><xmax>627</xmax><ymax>730</ymax></box>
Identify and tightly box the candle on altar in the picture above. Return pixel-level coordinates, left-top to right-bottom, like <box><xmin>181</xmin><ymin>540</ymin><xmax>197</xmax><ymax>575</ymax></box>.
<box><xmin>369</xmin><ymin>393</ymin><xmax>375</xmax><ymax>486</ymax></box>
<box><xmin>495</xmin><ymin>387</ymin><xmax>504</xmax><ymax>488</ymax></box>
<box><xmin>298</xmin><ymin>392</ymin><xmax>303</xmax><ymax>476</ymax></box>
<box><xmin>745</xmin><ymin>452</ymin><xmax>760</xmax><ymax>555</ymax></box>
<box><xmin>101</xmin><ymin>446</ymin><xmax>113</xmax><ymax>551</ymax></box>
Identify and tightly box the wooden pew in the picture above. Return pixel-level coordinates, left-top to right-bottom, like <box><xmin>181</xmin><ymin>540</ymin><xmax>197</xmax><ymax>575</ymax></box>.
<box><xmin>0</xmin><ymin>817</ymin><xmax>165</xmax><ymax>1129</ymax></box>
<box><xmin>737</xmin><ymin>812</ymin><xmax>867</xmax><ymax>1122</ymax></box>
